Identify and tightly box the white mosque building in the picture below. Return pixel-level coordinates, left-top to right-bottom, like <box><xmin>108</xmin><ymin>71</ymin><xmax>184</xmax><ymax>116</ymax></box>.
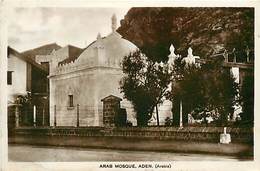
<box><xmin>35</xmin><ymin>13</ymin><xmax>241</xmax><ymax>127</ymax></box>
<box><xmin>35</xmin><ymin>14</ymin><xmax>173</xmax><ymax>126</ymax></box>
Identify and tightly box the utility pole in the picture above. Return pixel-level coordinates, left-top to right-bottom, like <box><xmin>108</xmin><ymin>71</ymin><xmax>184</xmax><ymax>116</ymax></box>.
<box><xmin>156</xmin><ymin>104</ymin><xmax>159</xmax><ymax>126</ymax></box>
<box><xmin>54</xmin><ymin>105</ymin><xmax>57</xmax><ymax>127</ymax></box>
<box><xmin>77</xmin><ymin>104</ymin><xmax>79</xmax><ymax>127</ymax></box>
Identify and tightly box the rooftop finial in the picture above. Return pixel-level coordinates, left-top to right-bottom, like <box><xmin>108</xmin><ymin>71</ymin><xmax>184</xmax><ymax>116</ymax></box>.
<box><xmin>111</xmin><ymin>14</ymin><xmax>117</xmax><ymax>32</ymax></box>
<box><xmin>97</xmin><ymin>32</ymin><xmax>101</xmax><ymax>40</ymax></box>
<box><xmin>169</xmin><ymin>44</ymin><xmax>176</xmax><ymax>57</ymax></box>
<box><xmin>188</xmin><ymin>47</ymin><xmax>193</xmax><ymax>57</ymax></box>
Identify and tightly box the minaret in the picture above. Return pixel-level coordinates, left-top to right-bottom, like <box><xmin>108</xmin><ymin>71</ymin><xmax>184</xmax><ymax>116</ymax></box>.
<box><xmin>111</xmin><ymin>14</ymin><xmax>117</xmax><ymax>32</ymax></box>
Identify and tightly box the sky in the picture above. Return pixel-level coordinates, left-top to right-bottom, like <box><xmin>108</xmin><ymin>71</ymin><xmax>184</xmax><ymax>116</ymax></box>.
<box><xmin>8</xmin><ymin>7</ymin><xmax>130</xmax><ymax>52</ymax></box>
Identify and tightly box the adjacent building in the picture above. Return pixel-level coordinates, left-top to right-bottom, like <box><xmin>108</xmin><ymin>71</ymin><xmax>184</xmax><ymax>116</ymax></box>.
<box><xmin>7</xmin><ymin>46</ymin><xmax>58</xmax><ymax>128</ymax></box>
<box><xmin>8</xmin><ymin>47</ymin><xmax>48</xmax><ymax>103</ymax></box>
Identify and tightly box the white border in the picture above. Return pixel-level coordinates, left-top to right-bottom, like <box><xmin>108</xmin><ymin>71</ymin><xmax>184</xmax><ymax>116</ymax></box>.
<box><xmin>1</xmin><ymin>0</ymin><xmax>260</xmax><ymax>171</ymax></box>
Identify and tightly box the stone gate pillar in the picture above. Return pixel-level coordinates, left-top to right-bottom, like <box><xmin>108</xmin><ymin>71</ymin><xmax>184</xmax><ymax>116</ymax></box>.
<box><xmin>101</xmin><ymin>95</ymin><xmax>122</xmax><ymax>127</ymax></box>
<box><xmin>14</xmin><ymin>104</ymin><xmax>21</xmax><ymax>128</ymax></box>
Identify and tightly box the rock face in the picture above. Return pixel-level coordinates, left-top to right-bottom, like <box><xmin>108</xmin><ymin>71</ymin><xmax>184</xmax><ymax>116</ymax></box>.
<box><xmin>117</xmin><ymin>7</ymin><xmax>254</xmax><ymax>61</ymax></box>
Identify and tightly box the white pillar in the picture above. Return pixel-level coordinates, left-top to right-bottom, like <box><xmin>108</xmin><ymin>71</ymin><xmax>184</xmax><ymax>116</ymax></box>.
<box><xmin>33</xmin><ymin>105</ymin><xmax>36</xmax><ymax>127</ymax></box>
<box><xmin>231</xmin><ymin>67</ymin><xmax>239</xmax><ymax>84</ymax></box>
<box><xmin>15</xmin><ymin>105</ymin><xmax>20</xmax><ymax>127</ymax></box>
<box><xmin>49</xmin><ymin>79</ymin><xmax>54</xmax><ymax>126</ymax></box>
<box><xmin>220</xmin><ymin>127</ymin><xmax>231</xmax><ymax>144</ymax></box>
<box><xmin>180</xmin><ymin>100</ymin><xmax>183</xmax><ymax>128</ymax></box>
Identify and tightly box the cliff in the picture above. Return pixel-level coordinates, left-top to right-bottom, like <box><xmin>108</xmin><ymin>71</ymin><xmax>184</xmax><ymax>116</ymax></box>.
<box><xmin>117</xmin><ymin>7</ymin><xmax>254</xmax><ymax>61</ymax></box>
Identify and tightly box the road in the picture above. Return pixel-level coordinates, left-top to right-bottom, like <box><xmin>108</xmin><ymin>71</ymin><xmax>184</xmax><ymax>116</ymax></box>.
<box><xmin>8</xmin><ymin>144</ymin><xmax>245</xmax><ymax>162</ymax></box>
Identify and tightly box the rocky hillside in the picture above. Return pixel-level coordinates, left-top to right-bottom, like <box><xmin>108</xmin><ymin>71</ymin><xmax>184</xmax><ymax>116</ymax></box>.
<box><xmin>117</xmin><ymin>7</ymin><xmax>254</xmax><ymax>61</ymax></box>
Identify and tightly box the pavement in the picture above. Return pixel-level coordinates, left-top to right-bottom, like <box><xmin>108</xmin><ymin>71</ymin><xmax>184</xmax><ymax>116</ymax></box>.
<box><xmin>8</xmin><ymin>144</ymin><xmax>251</xmax><ymax>162</ymax></box>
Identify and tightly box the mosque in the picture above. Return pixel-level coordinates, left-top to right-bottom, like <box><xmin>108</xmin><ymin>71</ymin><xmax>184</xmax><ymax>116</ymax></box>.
<box><xmin>32</xmin><ymin>13</ymin><xmax>245</xmax><ymax>127</ymax></box>
<box><xmin>35</xmin><ymin>14</ymin><xmax>173</xmax><ymax>126</ymax></box>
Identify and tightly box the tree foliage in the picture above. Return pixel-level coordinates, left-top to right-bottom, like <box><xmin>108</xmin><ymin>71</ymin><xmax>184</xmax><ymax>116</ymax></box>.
<box><xmin>239</xmin><ymin>74</ymin><xmax>254</xmax><ymax>125</ymax></box>
<box><xmin>14</xmin><ymin>93</ymin><xmax>33</xmax><ymax>126</ymax></box>
<box><xmin>170</xmin><ymin>57</ymin><xmax>239</xmax><ymax>126</ymax></box>
<box><xmin>121</xmin><ymin>48</ymin><xmax>240</xmax><ymax>127</ymax></box>
<box><xmin>120</xmin><ymin>50</ymin><xmax>172</xmax><ymax>126</ymax></box>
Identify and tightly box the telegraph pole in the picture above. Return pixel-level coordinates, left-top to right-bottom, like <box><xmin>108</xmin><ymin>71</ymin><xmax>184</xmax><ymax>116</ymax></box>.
<box><xmin>77</xmin><ymin>104</ymin><xmax>79</xmax><ymax>127</ymax></box>
<box><xmin>54</xmin><ymin>105</ymin><xmax>57</xmax><ymax>127</ymax></box>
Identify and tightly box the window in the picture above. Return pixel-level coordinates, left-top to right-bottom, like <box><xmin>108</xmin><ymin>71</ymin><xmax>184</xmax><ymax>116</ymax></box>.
<box><xmin>68</xmin><ymin>95</ymin><xmax>74</xmax><ymax>107</ymax></box>
<box><xmin>7</xmin><ymin>71</ymin><xmax>13</xmax><ymax>85</ymax></box>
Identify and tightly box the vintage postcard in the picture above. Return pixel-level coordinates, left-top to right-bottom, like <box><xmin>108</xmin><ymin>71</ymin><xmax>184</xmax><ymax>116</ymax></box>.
<box><xmin>0</xmin><ymin>0</ymin><xmax>259</xmax><ymax>171</ymax></box>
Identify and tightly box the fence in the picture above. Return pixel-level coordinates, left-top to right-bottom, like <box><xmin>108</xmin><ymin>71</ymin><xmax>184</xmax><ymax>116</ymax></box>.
<box><xmin>8</xmin><ymin>103</ymin><xmax>49</xmax><ymax>129</ymax></box>
<box><xmin>50</xmin><ymin>104</ymin><xmax>100</xmax><ymax>127</ymax></box>
<box><xmin>49</xmin><ymin>103</ymin><xmax>173</xmax><ymax>127</ymax></box>
<box><xmin>210</xmin><ymin>48</ymin><xmax>254</xmax><ymax>64</ymax></box>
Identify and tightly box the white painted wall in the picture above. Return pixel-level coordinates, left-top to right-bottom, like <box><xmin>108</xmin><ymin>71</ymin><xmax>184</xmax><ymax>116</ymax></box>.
<box><xmin>49</xmin><ymin>66</ymin><xmax>173</xmax><ymax>127</ymax></box>
<box><xmin>49</xmin><ymin>67</ymin><xmax>125</xmax><ymax>126</ymax></box>
<box><xmin>231</xmin><ymin>67</ymin><xmax>239</xmax><ymax>83</ymax></box>
<box><xmin>8</xmin><ymin>54</ymin><xmax>27</xmax><ymax>103</ymax></box>
<box><xmin>48</xmin><ymin>32</ymin><xmax>173</xmax><ymax>127</ymax></box>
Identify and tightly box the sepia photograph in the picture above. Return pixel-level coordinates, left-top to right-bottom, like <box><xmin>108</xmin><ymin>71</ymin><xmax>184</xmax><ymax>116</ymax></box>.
<box><xmin>0</xmin><ymin>1</ymin><xmax>259</xmax><ymax>170</ymax></box>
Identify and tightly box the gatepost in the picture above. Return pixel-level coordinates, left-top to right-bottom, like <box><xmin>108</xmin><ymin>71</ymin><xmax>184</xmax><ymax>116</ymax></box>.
<box><xmin>101</xmin><ymin>95</ymin><xmax>122</xmax><ymax>127</ymax></box>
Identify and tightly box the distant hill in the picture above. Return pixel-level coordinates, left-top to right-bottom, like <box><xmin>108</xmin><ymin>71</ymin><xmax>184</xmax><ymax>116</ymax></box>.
<box><xmin>117</xmin><ymin>7</ymin><xmax>254</xmax><ymax>61</ymax></box>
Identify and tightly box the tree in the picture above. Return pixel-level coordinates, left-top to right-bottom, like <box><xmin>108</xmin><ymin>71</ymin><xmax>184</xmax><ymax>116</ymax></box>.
<box><xmin>120</xmin><ymin>50</ymin><xmax>172</xmax><ymax>126</ymax></box>
<box><xmin>170</xmin><ymin>57</ymin><xmax>239</xmax><ymax>126</ymax></box>
<box><xmin>201</xmin><ymin>59</ymin><xmax>239</xmax><ymax>125</ymax></box>
<box><xmin>15</xmin><ymin>92</ymin><xmax>33</xmax><ymax>126</ymax></box>
<box><xmin>169</xmin><ymin>58</ymin><xmax>205</xmax><ymax>125</ymax></box>
<box><xmin>240</xmin><ymin>74</ymin><xmax>254</xmax><ymax>126</ymax></box>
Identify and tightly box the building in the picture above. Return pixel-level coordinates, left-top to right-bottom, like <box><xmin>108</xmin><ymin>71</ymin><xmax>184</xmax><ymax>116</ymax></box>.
<box><xmin>7</xmin><ymin>46</ymin><xmax>51</xmax><ymax>130</ymax></box>
<box><xmin>35</xmin><ymin>14</ymin><xmax>175</xmax><ymax>127</ymax></box>
<box><xmin>35</xmin><ymin>15</ymin><xmax>138</xmax><ymax>126</ymax></box>
<box><xmin>8</xmin><ymin>47</ymin><xmax>48</xmax><ymax>104</ymax></box>
<box><xmin>21</xmin><ymin>43</ymin><xmax>62</xmax><ymax>72</ymax></box>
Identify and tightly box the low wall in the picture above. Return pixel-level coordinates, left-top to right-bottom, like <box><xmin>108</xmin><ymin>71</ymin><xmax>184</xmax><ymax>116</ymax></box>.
<box><xmin>9</xmin><ymin>126</ymin><xmax>253</xmax><ymax>157</ymax></box>
<box><xmin>12</xmin><ymin>126</ymin><xmax>253</xmax><ymax>143</ymax></box>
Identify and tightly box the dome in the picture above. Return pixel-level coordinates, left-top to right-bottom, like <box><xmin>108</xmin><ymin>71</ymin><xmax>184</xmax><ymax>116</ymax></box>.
<box><xmin>76</xmin><ymin>32</ymin><xmax>138</xmax><ymax>65</ymax></box>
